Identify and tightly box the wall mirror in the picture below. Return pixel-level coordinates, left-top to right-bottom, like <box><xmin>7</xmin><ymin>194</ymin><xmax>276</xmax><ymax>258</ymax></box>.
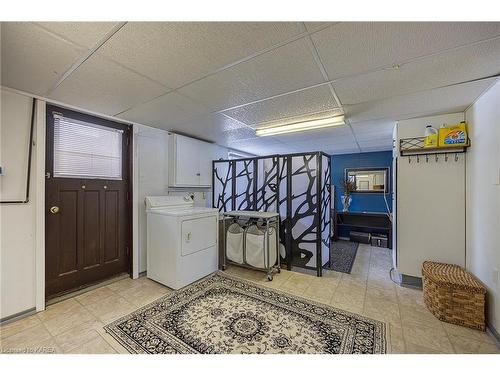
<box><xmin>345</xmin><ymin>168</ymin><xmax>389</xmax><ymax>193</ymax></box>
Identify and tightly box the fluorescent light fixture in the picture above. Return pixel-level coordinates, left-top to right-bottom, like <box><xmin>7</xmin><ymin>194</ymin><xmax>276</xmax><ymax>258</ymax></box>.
<box><xmin>255</xmin><ymin>115</ymin><xmax>345</xmax><ymax>137</ymax></box>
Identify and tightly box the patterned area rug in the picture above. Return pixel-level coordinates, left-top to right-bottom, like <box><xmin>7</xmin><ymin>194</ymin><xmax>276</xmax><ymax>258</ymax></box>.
<box><xmin>104</xmin><ymin>272</ymin><xmax>386</xmax><ymax>354</ymax></box>
<box><xmin>324</xmin><ymin>240</ymin><xmax>359</xmax><ymax>274</ymax></box>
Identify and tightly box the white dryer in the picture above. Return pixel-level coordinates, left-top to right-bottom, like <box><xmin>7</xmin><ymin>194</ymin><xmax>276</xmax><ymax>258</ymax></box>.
<box><xmin>145</xmin><ymin>196</ymin><xmax>219</xmax><ymax>289</ymax></box>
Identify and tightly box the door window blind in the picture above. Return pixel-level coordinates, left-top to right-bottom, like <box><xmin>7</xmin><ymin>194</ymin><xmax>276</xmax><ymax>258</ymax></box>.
<box><xmin>53</xmin><ymin>114</ymin><xmax>123</xmax><ymax>180</ymax></box>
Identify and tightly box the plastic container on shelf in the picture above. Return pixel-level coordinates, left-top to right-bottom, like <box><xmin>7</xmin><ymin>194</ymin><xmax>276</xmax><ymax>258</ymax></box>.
<box><xmin>424</xmin><ymin>124</ymin><xmax>438</xmax><ymax>148</ymax></box>
<box><xmin>438</xmin><ymin>122</ymin><xmax>468</xmax><ymax>147</ymax></box>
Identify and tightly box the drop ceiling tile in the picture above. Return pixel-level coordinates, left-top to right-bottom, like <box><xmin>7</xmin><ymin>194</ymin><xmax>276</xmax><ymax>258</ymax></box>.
<box><xmin>178</xmin><ymin>38</ymin><xmax>324</xmax><ymax>112</ymax></box>
<box><xmin>228</xmin><ymin>138</ymin><xmax>287</xmax><ymax>156</ymax></box>
<box><xmin>1</xmin><ymin>22</ymin><xmax>85</xmax><ymax>95</ymax></box>
<box><xmin>334</xmin><ymin>38</ymin><xmax>500</xmax><ymax>105</ymax></box>
<box><xmin>344</xmin><ymin>78</ymin><xmax>497</xmax><ymax>123</ymax></box>
<box><xmin>328</xmin><ymin>146</ymin><xmax>361</xmax><ymax>155</ymax></box>
<box><xmin>359</xmin><ymin>144</ymin><xmax>393</xmax><ymax>153</ymax></box>
<box><xmin>49</xmin><ymin>53</ymin><xmax>167</xmax><ymax>115</ymax></box>
<box><xmin>294</xmin><ymin>143</ymin><xmax>359</xmax><ymax>155</ymax></box>
<box><xmin>117</xmin><ymin>92</ymin><xmax>210</xmax><ymax>127</ymax></box>
<box><xmin>264</xmin><ymin>124</ymin><xmax>353</xmax><ymax>144</ymax></box>
<box><xmin>357</xmin><ymin>138</ymin><xmax>393</xmax><ymax>148</ymax></box>
<box><xmin>99</xmin><ymin>22</ymin><xmax>303</xmax><ymax>88</ymax></box>
<box><xmin>287</xmin><ymin>136</ymin><xmax>359</xmax><ymax>154</ymax></box>
<box><xmin>168</xmin><ymin>113</ymin><xmax>252</xmax><ymax>144</ymax></box>
<box><xmin>222</xmin><ymin>85</ymin><xmax>340</xmax><ymax>126</ymax></box>
<box><xmin>312</xmin><ymin>22</ymin><xmax>500</xmax><ymax>80</ymax></box>
<box><xmin>35</xmin><ymin>22</ymin><xmax>119</xmax><ymax>48</ymax></box>
<box><xmin>350</xmin><ymin>120</ymin><xmax>396</xmax><ymax>142</ymax></box>
<box><xmin>303</xmin><ymin>22</ymin><xmax>337</xmax><ymax>33</ymax></box>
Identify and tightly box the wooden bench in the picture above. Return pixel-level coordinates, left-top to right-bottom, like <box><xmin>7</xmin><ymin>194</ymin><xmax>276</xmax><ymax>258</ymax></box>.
<box><xmin>422</xmin><ymin>261</ymin><xmax>486</xmax><ymax>331</ymax></box>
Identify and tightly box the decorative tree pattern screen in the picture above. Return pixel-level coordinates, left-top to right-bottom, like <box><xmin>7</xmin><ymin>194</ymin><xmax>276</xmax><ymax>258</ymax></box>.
<box><xmin>213</xmin><ymin>152</ymin><xmax>331</xmax><ymax>276</ymax></box>
<box><xmin>288</xmin><ymin>154</ymin><xmax>319</xmax><ymax>270</ymax></box>
<box><xmin>234</xmin><ymin>159</ymin><xmax>255</xmax><ymax>210</ymax></box>
<box><xmin>320</xmin><ymin>154</ymin><xmax>332</xmax><ymax>269</ymax></box>
<box><xmin>213</xmin><ymin>160</ymin><xmax>233</xmax><ymax>212</ymax></box>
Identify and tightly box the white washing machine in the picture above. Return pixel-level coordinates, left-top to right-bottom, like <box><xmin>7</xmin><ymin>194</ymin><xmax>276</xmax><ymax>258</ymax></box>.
<box><xmin>145</xmin><ymin>196</ymin><xmax>219</xmax><ymax>289</ymax></box>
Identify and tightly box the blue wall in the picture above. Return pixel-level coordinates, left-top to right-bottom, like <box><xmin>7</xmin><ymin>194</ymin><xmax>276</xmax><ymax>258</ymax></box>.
<box><xmin>331</xmin><ymin>151</ymin><xmax>393</xmax><ymax>213</ymax></box>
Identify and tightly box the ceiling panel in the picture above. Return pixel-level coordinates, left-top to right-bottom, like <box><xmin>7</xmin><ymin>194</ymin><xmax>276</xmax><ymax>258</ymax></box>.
<box><xmin>168</xmin><ymin>113</ymin><xmax>252</xmax><ymax>145</ymax></box>
<box><xmin>303</xmin><ymin>22</ymin><xmax>337</xmax><ymax>33</ymax></box>
<box><xmin>344</xmin><ymin>78</ymin><xmax>497</xmax><ymax>123</ymax></box>
<box><xmin>334</xmin><ymin>38</ymin><xmax>500</xmax><ymax>105</ymax></box>
<box><xmin>312</xmin><ymin>22</ymin><xmax>500</xmax><ymax>80</ymax></box>
<box><xmin>228</xmin><ymin>138</ymin><xmax>291</xmax><ymax>156</ymax></box>
<box><xmin>265</xmin><ymin>124</ymin><xmax>354</xmax><ymax>144</ymax></box>
<box><xmin>49</xmin><ymin>53</ymin><xmax>167</xmax><ymax>115</ymax></box>
<box><xmin>358</xmin><ymin>144</ymin><xmax>393</xmax><ymax>153</ymax></box>
<box><xmin>117</xmin><ymin>91</ymin><xmax>210</xmax><ymax>128</ymax></box>
<box><xmin>289</xmin><ymin>137</ymin><xmax>359</xmax><ymax>154</ymax></box>
<box><xmin>1</xmin><ymin>22</ymin><xmax>85</xmax><ymax>95</ymax></box>
<box><xmin>222</xmin><ymin>84</ymin><xmax>340</xmax><ymax>126</ymax></box>
<box><xmin>328</xmin><ymin>146</ymin><xmax>361</xmax><ymax>155</ymax></box>
<box><xmin>35</xmin><ymin>22</ymin><xmax>119</xmax><ymax>48</ymax></box>
<box><xmin>350</xmin><ymin>119</ymin><xmax>396</xmax><ymax>142</ymax></box>
<box><xmin>284</xmin><ymin>127</ymin><xmax>359</xmax><ymax>153</ymax></box>
<box><xmin>178</xmin><ymin>38</ymin><xmax>324</xmax><ymax>112</ymax></box>
<box><xmin>99</xmin><ymin>22</ymin><xmax>303</xmax><ymax>88</ymax></box>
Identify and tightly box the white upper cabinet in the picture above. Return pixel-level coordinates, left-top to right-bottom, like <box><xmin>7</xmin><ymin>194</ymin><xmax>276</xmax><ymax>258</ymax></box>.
<box><xmin>168</xmin><ymin>134</ymin><xmax>219</xmax><ymax>187</ymax></box>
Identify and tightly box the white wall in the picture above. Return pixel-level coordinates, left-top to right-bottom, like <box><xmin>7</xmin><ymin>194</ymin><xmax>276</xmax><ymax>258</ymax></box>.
<box><xmin>396</xmin><ymin>113</ymin><xmax>466</xmax><ymax>277</ymax></box>
<box><xmin>0</xmin><ymin>89</ymin><xmax>37</xmax><ymax>319</ymax></box>
<box><xmin>136</xmin><ymin>125</ymin><xmax>169</xmax><ymax>273</ymax></box>
<box><xmin>465</xmin><ymin>79</ymin><xmax>500</xmax><ymax>333</ymax></box>
<box><xmin>1</xmin><ymin>87</ymin><xmax>229</xmax><ymax>318</ymax></box>
<box><xmin>135</xmin><ymin>125</ymin><xmax>228</xmax><ymax>273</ymax></box>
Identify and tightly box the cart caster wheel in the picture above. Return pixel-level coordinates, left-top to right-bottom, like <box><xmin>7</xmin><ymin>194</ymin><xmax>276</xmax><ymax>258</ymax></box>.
<box><xmin>222</xmin><ymin>266</ymin><xmax>227</xmax><ymax>271</ymax></box>
<box><xmin>267</xmin><ymin>275</ymin><xmax>273</xmax><ymax>281</ymax></box>
<box><xmin>277</xmin><ymin>268</ymin><xmax>281</xmax><ymax>274</ymax></box>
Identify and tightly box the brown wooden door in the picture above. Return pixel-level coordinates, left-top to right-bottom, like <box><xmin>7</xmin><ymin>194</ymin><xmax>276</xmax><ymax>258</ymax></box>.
<box><xmin>45</xmin><ymin>105</ymin><xmax>131</xmax><ymax>298</ymax></box>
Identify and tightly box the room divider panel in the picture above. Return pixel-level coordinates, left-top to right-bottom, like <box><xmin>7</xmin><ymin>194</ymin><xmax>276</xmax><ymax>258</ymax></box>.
<box><xmin>213</xmin><ymin>152</ymin><xmax>331</xmax><ymax>276</ymax></box>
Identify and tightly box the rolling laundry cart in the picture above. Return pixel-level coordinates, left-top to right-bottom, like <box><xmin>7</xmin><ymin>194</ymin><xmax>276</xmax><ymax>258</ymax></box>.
<box><xmin>222</xmin><ymin>210</ymin><xmax>280</xmax><ymax>281</ymax></box>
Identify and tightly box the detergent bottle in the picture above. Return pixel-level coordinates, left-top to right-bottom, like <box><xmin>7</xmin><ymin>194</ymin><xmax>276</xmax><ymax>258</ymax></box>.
<box><xmin>424</xmin><ymin>124</ymin><xmax>438</xmax><ymax>148</ymax></box>
<box><xmin>438</xmin><ymin>121</ymin><xmax>468</xmax><ymax>147</ymax></box>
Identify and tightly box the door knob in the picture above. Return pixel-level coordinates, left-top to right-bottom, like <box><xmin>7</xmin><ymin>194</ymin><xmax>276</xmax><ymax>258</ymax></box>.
<box><xmin>50</xmin><ymin>206</ymin><xmax>60</xmax><ymax>214</ymax></box>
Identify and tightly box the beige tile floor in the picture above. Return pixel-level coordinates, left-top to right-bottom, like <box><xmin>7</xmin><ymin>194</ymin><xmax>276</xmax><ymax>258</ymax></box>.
<box><xmin>1</xmin><ymin>244</ymin><xmax>499</xmax><ymax>354</ymax></box>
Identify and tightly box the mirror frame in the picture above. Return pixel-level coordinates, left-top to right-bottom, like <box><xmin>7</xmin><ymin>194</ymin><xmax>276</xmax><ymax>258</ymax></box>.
<box><xmin>344</xmin><ymin>167</ymin><xmax>390</xmax><ymax>194</ymax></box>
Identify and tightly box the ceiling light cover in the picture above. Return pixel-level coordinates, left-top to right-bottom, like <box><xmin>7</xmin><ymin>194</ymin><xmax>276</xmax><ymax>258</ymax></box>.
<box><xmin>255</xmin><ymin>115</ymin><xmax>345</xmax><ymax>136</ymax></box>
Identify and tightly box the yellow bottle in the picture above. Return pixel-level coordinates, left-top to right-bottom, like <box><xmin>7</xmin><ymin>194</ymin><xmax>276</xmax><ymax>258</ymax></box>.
<box><xmin>424</xmin><ymin>125</ymin><xmax>438</xmax><ymax>148</ymax></box>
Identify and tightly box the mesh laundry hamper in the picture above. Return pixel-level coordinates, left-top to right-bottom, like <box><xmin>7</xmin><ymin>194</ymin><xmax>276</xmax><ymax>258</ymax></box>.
<box><xmin>422</xmin><ymin>261</ymin><xmax>486</xmax><ymax>331</ymax></box>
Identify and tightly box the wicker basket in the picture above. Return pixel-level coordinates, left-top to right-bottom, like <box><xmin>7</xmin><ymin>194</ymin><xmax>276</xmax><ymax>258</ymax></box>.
<box><xmin>422</xmin><ymin>261</ymin><xmax>486</xmax><ymax>331</ymax></box>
